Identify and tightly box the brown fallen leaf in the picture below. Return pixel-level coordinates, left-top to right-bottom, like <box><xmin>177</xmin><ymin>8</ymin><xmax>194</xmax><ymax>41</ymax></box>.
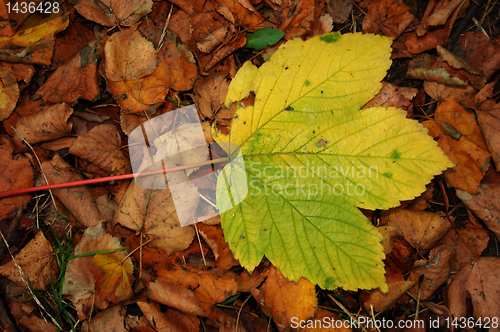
<box><xmin>476</xmin><ymin>93</ymin><xmax>500</xmax><ymax>171</ymax></box>
<box><xmin>363</xmin><ymin>82</ymin><xmax>418</xmax><ymax>114</ymax></box>
<box><xmin>327</xmin><ymin>0</ymin><xmax>353</xmax><ymax>24</ymax></box>
<box><xmin>75</xmin><ymin>0</ymin><xmax>152</xmax><ymax>27</ymax></box>
<box><xmin>434</xmin><ymin>99</ymin><xmax>487</xmax><ymax>150</ymax></box>
<box><xmin>440</xmin><ymin>219</ymin><xmax>489</xmax><ymax>270</ymax></box>
<box><xmin>80</xmin><ymin>305</ymin><xmax>128</xmax><ymax>332</ymax></box>
<box><xmin>456</xmin><ymin>183</ymin><xmax>500</xmax><ymax>237</ymax></box>
<box><xmin>41</xmin><ymin>155</ymin><xmax>102</xmax><ymax>228</ymax></box>
<box><xmin>418</xmin><ymin>0</ymin><xmax>466</xmax><ymax>36</ymax></box>
<box><xmin>0</xmin><ymin>70</ymin><xmax>19</xmax><ymax>121</ymax></box>
<box><xmin>0</xmin><ymin>231</ymin><xmax>58</xmax><ymax>291</ymax></box>
<box><xmin>0</xmin><ymin>62</ymin><xmax>36</xmax><ymax>91</ymax></box>
<box><xmin>147</xmin><ymin>279</ymin><xmax>207</xmax><ymax>317</ymax></box>
<box><xmin>50</xmin><ymin>21</ymin><xmax>95</xmax><ymax>70</ymax></box>
<box><xmin>212</xmin><ymin>0</ymin><xmax>266</xmax><ymax>31</ymax></box>
<box><xmin>423</xmin><ymin>81</ymin><xmax>477</xmax><ymax>109</ymax></box>
<box><xmin>410</xmin><ymin>244</ymin><xmax>453</xmax><ymax>300</ymax></box>
<box><xmin>137</xmin><ymin>300</ymin><xmax>199</xmax><ymax>332</ymax></box>
<box><xmin>168</xmin><ymin>8</ymin><xmax>191</xmax><ymax>44</ymax></box>
<box><xmin>106</xmin><ymin>30</ymin><xmax>197</xmax><ymax>113</ymax></box>
<box><xmin>361</xmin><ymin>0</ymin><xmax>414</xmax><ymax>38</ymax></box>
<box><xmin>193</xmin><ymin>74</ymin><xmax>230</xmax><ymax>119</ymax></box>
<box><xmin>35</xmin><ymin>39</ymin><xmax>103</xmax><ymax>105</ymax></box>
<box><xmin>254</xmin><ymin>265</ymin><xmax>317</xmax><ymax>328</ymax></box>
<box><xmin>379</xmin><ymin>208</ymin><xmax>452</xmax><ymax>251</ymax></box>
<box><xmin>0</xmin><ymin>137</ymin><xmax>34</xmax><ymax>220</ymax></box>
<box><xmin>12</xmin><ymin>103</ymin><xmax>73</xmax><ymax>146</ymax></box>
<box><xmin>422</xmin><ymin>114</ymin><xmax>490</xmax><ymax>194</ymax></box>
<box><xmin>454</xmin><ymin>31</ymin><xmax>500</xmax><ymax>82</ymax></box>
<box><xmin>407</xmin><ymin>54</ymin><xmax>484</xmax><ymax>89</ymax></box>
<box><xmin>197</xmin><ymin>223</ymin><xmax>239</xmax><ymax>269</ymax></box>
<box><xmin>169</xmin><ymin>0</ymin><xmax>204</xmax><ymax>15</ymax></box>
<box><xmin>120</xmin><ymin>99</ymin><xmax>176</xmax><ymax>136</ymax></box>
<box><xmin>104</xmin><ymin>28</ymin><xmax>157</xmax><ymax>82</ymax></box>
<box><xmin>448</xmin><ymin>257</ymin><xmax>500</xmax><ymax>328</ymax></box>
<box><xmin>69</xmin><ymin>124</ymin><xmax>131</xmax><ymax>176</ymax></box>
<box><xmin>361</xmin><ymin>270</ymin><xmax>417</xmax><ymax>312</ymax></box>
<box><xmin>113</xmin><ymin>178</ymin><xmax>196</xmax><ymax>254</ymax></box>
<box><xmin>156</xmin><ymin>262</ymin><xmax>238</xmax><ymax>318</ymax></box>
<box><xmin>8</xmin><ymin>301</ymin><xmax>58</xmax><ymax>332</ymax></box>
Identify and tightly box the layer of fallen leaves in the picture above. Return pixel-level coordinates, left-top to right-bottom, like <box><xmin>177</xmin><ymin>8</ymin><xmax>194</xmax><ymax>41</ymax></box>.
<box><xmin>1</xmin><ymin>0</ymin><xmax>500</xmax><ymax>331</ymax></box>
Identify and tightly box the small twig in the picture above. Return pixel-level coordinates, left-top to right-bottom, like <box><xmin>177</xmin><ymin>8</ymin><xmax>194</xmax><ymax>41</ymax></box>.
<box><xmin>235</xmin><ymin>295</ymin><xmax>253</xmax><ymax>332</ymax></box>
<box><xmin>193</xmin><ymin>223</ymin><xmax>207</xmax><ymax>266</ymax></box>
<box><xmin>156</xmin><ymin>4</ymin><xmax>174</xmax><ymax>52</ymax></box>
<box><xmin>327</xmin><ymin>294</ymin><xmax>368</xmax><ymax>332</ymax></box>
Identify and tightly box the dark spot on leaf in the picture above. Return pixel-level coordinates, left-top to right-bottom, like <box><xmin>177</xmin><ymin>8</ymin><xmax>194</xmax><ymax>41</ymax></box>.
<box><xmin>383</xmin><ymin>172</ymin><xmax>393</xmax><ymax>178</ymax></box>
<box><xmin>240</xmin><ymin>235</ymin><xmax>245</xmax><ymax>239</ymax></box>
<box><xmin>285</xmin><ymin>106</ymin><xmax>294</xmax><ymax>110</ymax></box>
<box><xmin>285</xmin><ymin>66</ymin><xmax>288</xmax><ymax>70</ymax></box>
<box><xmin>317</xmin><ymin>139</ymin><xmax>327</xmax><ymax>147</ymax></box>
<box><xmin>319</xmin><ymin>33</ymin><xmax>340</xmax><ymax>43</ymax></box>
<box><xmin>305</xmin><ymin>80</ymin><xmax>310</xmax><ymax>86</ymax></box>
<box><xmin>243</xmin><ymin>121</ymin><xmax>246</xmax><ymax>124</ymax></box>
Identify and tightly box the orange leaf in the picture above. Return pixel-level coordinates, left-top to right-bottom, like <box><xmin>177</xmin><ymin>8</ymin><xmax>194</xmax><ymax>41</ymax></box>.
<box><xmin>90</xmin><ymin>254</ymin><xmax>134</xmax><ymax>304</ymax></box>
<box><xmin>258</xmin><ymin>265</ymin><xmax>317</xmax><ymax>327</ymax></box>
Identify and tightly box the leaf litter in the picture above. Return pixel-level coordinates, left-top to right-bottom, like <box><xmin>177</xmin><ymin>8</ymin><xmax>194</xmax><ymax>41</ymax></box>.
<box><xmin>1</xmin><ymin>0</ymin><xmax>500</xmax><ymax>331</ymax></box>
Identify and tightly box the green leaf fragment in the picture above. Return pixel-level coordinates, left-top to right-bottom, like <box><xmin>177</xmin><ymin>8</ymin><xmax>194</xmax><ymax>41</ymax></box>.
<box><xmin>246</xmin><ymin>28</ymin><xmax>285</xmax><ymax>50</ymax></box>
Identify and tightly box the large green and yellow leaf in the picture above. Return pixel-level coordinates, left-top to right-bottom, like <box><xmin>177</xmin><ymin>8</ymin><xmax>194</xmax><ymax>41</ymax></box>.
<box><xmin>214</xmin><ymin>32</ymin><xmax>453</xmax><ymax>291</ymax></box>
